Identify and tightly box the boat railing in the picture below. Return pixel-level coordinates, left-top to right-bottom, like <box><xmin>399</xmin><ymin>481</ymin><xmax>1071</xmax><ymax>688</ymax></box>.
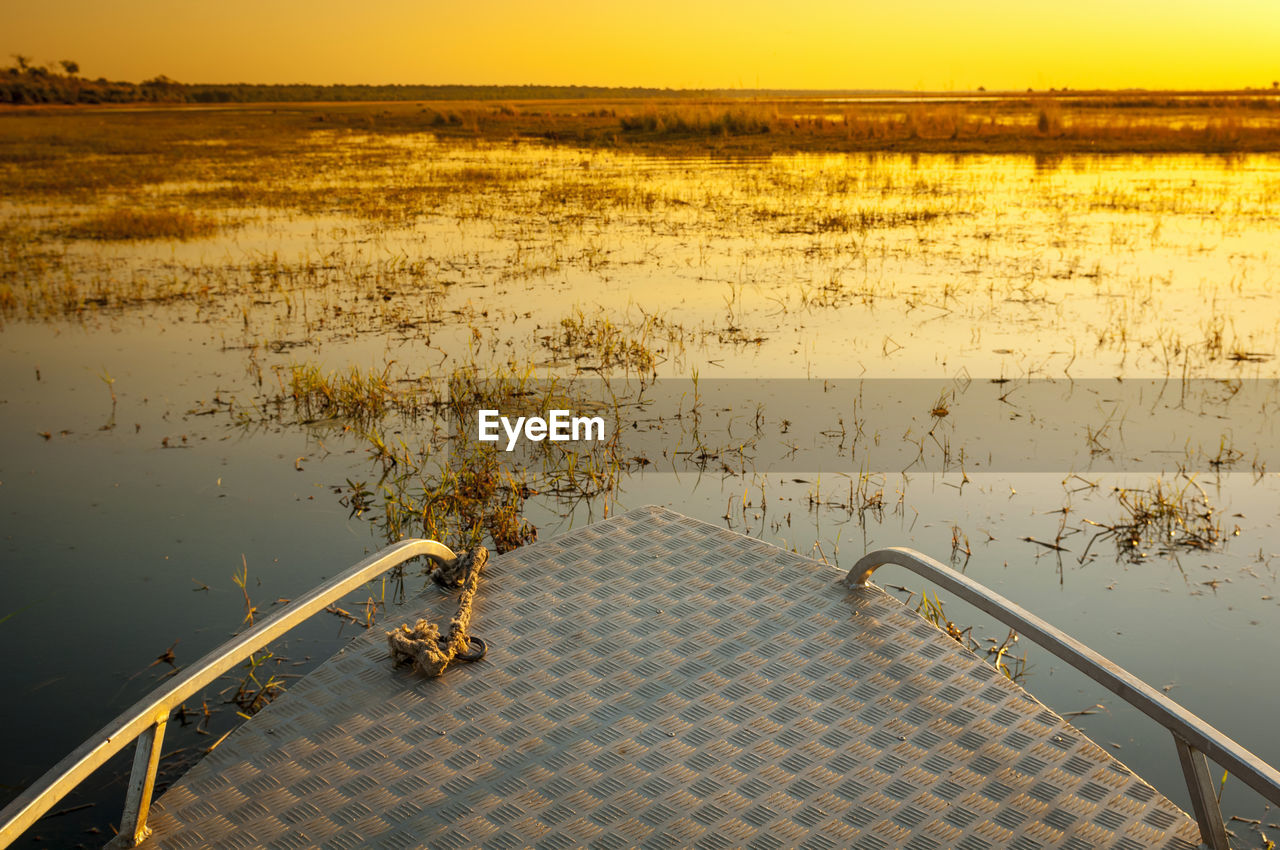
<box><xmin>0</xmin><ymin>538</ymin><xmax>458</xmax><ymax>849</ymax></box>
<box><xmin>850</xmin><ymin>546</ymin><xmax>1280</xmax><ymax>850</ymax></box>
<box><xmin>4</xmin><ymin>541</ymin><xmax>1276</xmax><ymax>849</ymax></box>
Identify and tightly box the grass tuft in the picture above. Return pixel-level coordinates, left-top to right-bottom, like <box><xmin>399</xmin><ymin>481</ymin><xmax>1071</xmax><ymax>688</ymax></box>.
<box><xmin>620</xmin><ymin>108</ymin><xmax>771</xmax><ymax>137</ymax></box>
<box><xmin>284</xmin><ymin>363</ymin><xmax>424</xmax><ymax>424</ymax></box>
<box><xmin>1085</xmin><ymin>476</ymin><xmax>1223</xmax><ymax>562</ymax></box>
<box><xmin>66</xmin><ymin>208</ymin><xmax>220</xmax><ymax>241</ymax></box>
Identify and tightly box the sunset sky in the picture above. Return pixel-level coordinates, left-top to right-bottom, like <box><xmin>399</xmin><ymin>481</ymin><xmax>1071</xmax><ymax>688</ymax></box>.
<box><xmin>5</xmin><ymin>0</ymin><xmax>1279</xmax><ymax>91</ymax></box>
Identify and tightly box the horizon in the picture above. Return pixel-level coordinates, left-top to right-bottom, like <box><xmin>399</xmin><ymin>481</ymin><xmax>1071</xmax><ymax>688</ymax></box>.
<box><xmin>11</xmin><ymin>73</ymin><xmax>1280</xmax><ymax>96</ymax></box>
<box><xmin>5</xmin><ymin>0</ymin><xmax>1279</xmax><ymax>92</ymax></box>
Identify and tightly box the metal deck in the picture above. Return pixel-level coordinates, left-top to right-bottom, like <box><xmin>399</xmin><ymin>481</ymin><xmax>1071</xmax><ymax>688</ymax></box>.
<box><xmin>143</xmin><ymin>506</ymin><xmax>1201</xmax><ymax>849</ymax></box>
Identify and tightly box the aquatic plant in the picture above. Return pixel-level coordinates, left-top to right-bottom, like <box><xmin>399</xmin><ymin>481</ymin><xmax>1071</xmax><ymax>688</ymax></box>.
<box><xmin>66</xmin><ymin>209</ymin><xmax>220</xmax><ymax>241</ymax></box>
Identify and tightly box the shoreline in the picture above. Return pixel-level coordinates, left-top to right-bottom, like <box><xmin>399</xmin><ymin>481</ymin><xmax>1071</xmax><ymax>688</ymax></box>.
<box><xmin>5</xmin><ymin>95</ymin><xmax>1280</xmax><ymax>156</ymax></box>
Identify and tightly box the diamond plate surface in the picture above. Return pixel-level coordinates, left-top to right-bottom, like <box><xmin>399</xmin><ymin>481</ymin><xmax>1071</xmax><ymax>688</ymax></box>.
<box><xmin>144</xmin><ymin>506</ymin><xmax>1201</xmax><ymax>849</ymax></box>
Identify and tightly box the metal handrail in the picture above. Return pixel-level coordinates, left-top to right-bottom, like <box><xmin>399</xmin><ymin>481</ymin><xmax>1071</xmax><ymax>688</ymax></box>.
<box><xmin>850</xmin><ymin>546</ymin><xmax>1280</xmax><ymax>850</ymax></box>
<box><xmin>0</xmin><ymin>538</ymin><xmax>458</xmax><ymax>849</ymax></box>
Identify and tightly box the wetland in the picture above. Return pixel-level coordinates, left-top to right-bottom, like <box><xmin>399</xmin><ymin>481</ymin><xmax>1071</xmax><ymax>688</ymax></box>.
<box><xmin>2</xmin><ymin>99</ymin><xmax>1279</xmax><ymax>846</ymax></box>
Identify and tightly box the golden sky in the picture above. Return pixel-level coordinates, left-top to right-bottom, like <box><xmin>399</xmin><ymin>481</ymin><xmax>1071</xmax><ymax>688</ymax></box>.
<box><xmin>5</xmin><ymin>0</ymin><xmax>1279</xmax><ymax>91</ymax></box>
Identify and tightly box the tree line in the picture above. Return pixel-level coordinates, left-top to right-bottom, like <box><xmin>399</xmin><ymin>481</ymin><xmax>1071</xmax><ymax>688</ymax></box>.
<box><xmin>2</xmin><ymin>57</ymin><xmax>747</xmax><ymax>105</ymax></box>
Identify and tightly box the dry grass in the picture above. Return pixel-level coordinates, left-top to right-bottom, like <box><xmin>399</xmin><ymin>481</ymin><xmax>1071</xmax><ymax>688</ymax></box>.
<box><xmin>619</xmin><ymin>108</ymin><xmax>771</xmax><ymax>137</ymax></box>
<box><xmin>462</xmin><ymin>96</ymin><xmax>1280</xmax><ymax>154</ymax></box>
<box><xmin>4</xmin><ymin>96</ymin><xmax>1280</xmax><ymax>171</ymax></box>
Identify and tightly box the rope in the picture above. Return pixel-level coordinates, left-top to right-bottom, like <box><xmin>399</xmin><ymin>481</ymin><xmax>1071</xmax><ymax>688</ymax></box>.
<box><xmin>387</xmin><ymin>546</ymin><xmax>489</xmax><ymax>678</ymax></box>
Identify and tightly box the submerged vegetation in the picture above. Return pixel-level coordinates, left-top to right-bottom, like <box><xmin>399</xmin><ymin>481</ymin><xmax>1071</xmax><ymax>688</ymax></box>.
<box><xmin>352</xmin><ymin>434</ymin><xmax>539</xmax><ymax>554</ymax></box>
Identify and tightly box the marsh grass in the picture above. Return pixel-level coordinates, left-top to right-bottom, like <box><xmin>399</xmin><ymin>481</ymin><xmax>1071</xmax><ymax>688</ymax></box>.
<box><xmin>5</xmin><ymin>99</ymin><xmax>1279</xmax><ymax>216</ymax></box>
<box><xmin>65</xmin><ymin>208</ymin><xmax>221</xmax><ymax>240</ymax></box>
<box><xmin>359</xmin><ymin>436</ymin><xmax>538</xmax><ymax>554</ymax></box>
<box><xmin>284</xmin><ymin>363</ymin><xmax>427</xmax><ymax>424</ymax></box>
<box><xmin>599</xmin><ymin>98</ymin><xmax>1280</xmax><ymax>154</ymax></box>
<box><xmin>799</xmin><ymin>207</ymin><xmax>949</xmax><ymax>234</ymax></box>
<box><xmin>619</xmin><ymin>108</ymin><xmax>771</xmax><ymax>137</ymax></box>
<box><xmin>1084</xmin><ymin>476</ymin><xmax>1224</xmax><ymax>562</ymax></box>
<box><xmin>548</xmin><ymin>308</ymin><xmax>666</xmax><ymax>373</ymax></box>
<box><xmin>0</xmin><ymin>246</ymin><xmax>223</xmax><ymax>319</ymax></box>
<box><xmin>270</xmin><ymin>357</ymin><xmax>634</xmax><ymax>552</ymax></box>
<box><xmin>343</xmin><ymin>364</ymin><xmax>549</xmax><ymax>551</ymax></box>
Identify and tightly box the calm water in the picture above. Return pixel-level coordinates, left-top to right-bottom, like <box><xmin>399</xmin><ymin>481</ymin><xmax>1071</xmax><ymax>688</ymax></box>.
<box><xmin>2</xmin><ymin>139</ymin><xmax>1279</xmax><ymax>844</ymax></box>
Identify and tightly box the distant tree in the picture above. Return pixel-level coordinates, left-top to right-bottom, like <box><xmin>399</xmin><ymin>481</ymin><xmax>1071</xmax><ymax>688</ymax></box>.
<box><xmin>60</xmin><ymin>60</ymin><xmax>79</xmax><ymax>75</ymax></box>
<box><xmin>1273</xmin><ymin>80</ymin><xmax>1279</xmax><ymax>90</ymax></box>
<box><xmin>11</xmin><ymin>54</ymin><xmax>32</xmax><ymax>72</ymax></box>
<box><xmin>977</xmin><ymin>85</ymin><xmax>986</xmax><ymax>92</ymax></box>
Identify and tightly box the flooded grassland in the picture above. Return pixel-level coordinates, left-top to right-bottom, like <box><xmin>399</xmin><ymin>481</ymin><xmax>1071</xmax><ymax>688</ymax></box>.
<box><xmin>2</xmin><ymin>104</ymin><xmax>1280</xmax><ymax>845</ymax></box>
